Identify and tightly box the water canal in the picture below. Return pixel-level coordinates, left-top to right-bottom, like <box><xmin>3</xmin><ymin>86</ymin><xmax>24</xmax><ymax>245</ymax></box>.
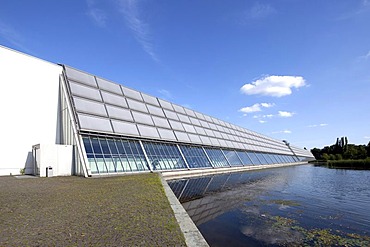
<box><xmin>168</xmin><ymin>164</ymin><xmax>370</xmax><ymax>246</ymax></box>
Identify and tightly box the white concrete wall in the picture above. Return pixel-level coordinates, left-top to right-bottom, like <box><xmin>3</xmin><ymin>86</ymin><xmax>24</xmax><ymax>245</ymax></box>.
<box><xmin>37</xmin><ymin>144</ymin><xmax>73</xmax><ymax>177</ymax></box>
<box><xmin>0</xmin><ymin>46</ymin><xmax>63</xmax><ymax>176</ymax></box>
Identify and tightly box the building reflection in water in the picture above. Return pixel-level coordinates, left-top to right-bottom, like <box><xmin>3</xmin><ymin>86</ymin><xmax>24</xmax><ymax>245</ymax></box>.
<box><xmin>168</xmin><ymin>170</ymin><xmax>289</xmax><ymax>225</ymax></box>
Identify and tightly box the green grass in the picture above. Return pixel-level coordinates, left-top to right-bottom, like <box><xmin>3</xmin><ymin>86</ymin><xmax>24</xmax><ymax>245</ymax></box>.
<box><xmin>0</xmin><ymin>174</ymin><xmax>186</xmax><ymax>246</ymax></box>
<box><xmin>322</xmin><ymin>159</ymin><xmax>370</xmax><ymax>169</ymax></box>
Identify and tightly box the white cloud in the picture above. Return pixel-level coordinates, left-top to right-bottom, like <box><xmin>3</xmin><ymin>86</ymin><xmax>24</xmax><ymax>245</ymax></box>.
<box><xmin>158</xmin><ymin>89</ymin><xmax>172</xmax><ymax>99</ymax></box>
<box><xmin>86</xmin><ymin>0</ymin><xmax>107</xmax><ymax>27</ymax></box>
<box><xmin>117</xmin><ymin>0</ymin><xmax>159</xmax><ymax>62</ymax></box>
<box><xmin>87</xmin><ymin>8</ymin><xmax>107</xmax><ymax>27</ymax></box>
<box><xmin>272</xmin><ymin>130</ymin><xmax>292</xmax><ymax>134</ymax></box>
<box><xmin>260</xmin><ymin>103</ymin><xmax>275</xmax><ymax>108</ymax></box>
<box><xmin>307</xmin><ymin>123</ymin><xmax>328</xmax><ymax>128</ymax></box>
<box><xmin>241</xmin><ymin>75</ymin><xmax>306</xmax><ymax>97</ymax></box>
<box><xmin>239</xmin><ymin>103</ymin><xmax>262</xmax><ymax>114</ymax></box>
<box><xmin>239</xmin><ymin>102</ymin><xmax>274</xmax><ymax>115</ymax></box>
<box><xmin>248</xmin><ymin>3</ymin><xmax>276</xmax><ymax>19</ymax></box>
<box><xmin>364</xmin><ymin>136</ymin><xmax>370</xmax><ymax>139</ymax></box>
<box><xmin>259</xmin><ymin>120</ymin><xmax>266</xmax><ymax>124</ymax></box>
<box><xmin>364</xmin><ymin>50</ymin><xmax>370</xmax><ymax>59</ymax></box>
<box><xmin>357</xmin><ymin>50</ymin><xmax>370</xmax><ymax>61</ymax></box>
<box><xmin>0</xmin><ymin>21</ymin><xmax>29</xmax><ymax>52</ymax></box>
<box><xmin>278</xmin><ymin>111</ymin><xmax>294</xmax><ymax>117</ymax></box>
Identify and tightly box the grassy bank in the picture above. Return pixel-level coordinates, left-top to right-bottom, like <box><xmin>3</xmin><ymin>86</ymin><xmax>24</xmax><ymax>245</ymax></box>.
<box><xmin>312</xmin><ymin>159</ymin><xmax>370</xmax><ymax>169</ymax></box>
<box><xmin>0</xmin><ymin>174</ymin><xmax>186</xmax><ymax>246</ymax></box>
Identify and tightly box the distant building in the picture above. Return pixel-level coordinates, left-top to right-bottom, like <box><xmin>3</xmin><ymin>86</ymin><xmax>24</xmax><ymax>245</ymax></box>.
<box><xmin>0</xmin><ymin>46</ymin><xmax>314</xmax><ymax>177</ymax></box>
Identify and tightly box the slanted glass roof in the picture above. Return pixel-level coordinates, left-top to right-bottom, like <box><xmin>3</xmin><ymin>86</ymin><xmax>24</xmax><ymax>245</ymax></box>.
<box><xmin>63</xmin><ymin>65</ymin><xmax>314</xmax><ymax>159</ymax></box>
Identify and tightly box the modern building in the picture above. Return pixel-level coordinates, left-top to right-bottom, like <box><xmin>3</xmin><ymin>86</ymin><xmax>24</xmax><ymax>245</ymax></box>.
<box><xmin>0</xmin><ymin>45</ymin><xmax>314</xmax><ymax>177</ymax></box>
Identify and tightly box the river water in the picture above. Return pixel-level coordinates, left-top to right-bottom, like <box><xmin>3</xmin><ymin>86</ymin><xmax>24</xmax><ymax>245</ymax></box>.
<box><xmin>168</xmin><ymin>164</ymin><xmax>370</xmax><ymax>246</ymax></box>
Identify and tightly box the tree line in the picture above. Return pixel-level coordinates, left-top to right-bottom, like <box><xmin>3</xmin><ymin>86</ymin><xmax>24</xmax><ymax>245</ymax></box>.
<box><xmin>311</xmin><ymin>137</ymin><xmax>370</xmax><ymax>161</ymax></box>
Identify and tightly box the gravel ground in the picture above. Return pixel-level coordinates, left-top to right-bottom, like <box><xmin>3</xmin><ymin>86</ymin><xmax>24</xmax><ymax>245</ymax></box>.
<box><xmin>0</xmin><ymin>173</ymin><xmax>186</xmax><ymax>246</ymax></box>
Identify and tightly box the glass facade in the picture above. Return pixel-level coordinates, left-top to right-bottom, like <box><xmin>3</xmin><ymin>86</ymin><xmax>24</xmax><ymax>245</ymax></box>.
<box><xmin>204</xmin><ymin>148</ymin><xmax>230</xmax><ymax>167</ymax></box>
<box><xmin>60</xmin><ymin>66</ymin><xmax>314</xmax><ymax>176</ymax></box>
<box><xmin>81</xmin><ymin>134</ymin><xmax>303</xmax><ymax>175</ymax></box>
<box><xmin>235</xmin><ymin>151</ymin><xmax>253</xmax><ymax>166</ymax></box>
<box><xmin>83</xmin><ymin>136</ymin><xmax>149</xmax><ymax>173</ymax></box>
<box><xmin>247</xmin><ymin>152</ymin><xmax>261</xmax><ymax>165</ymax></box>
<box><xmin>222</xmin><ymin>150</ymin><xmax>243</xmax><ymax>166</ymax></box>
<box><xmin>142</xmin><ymin>141</ymin><xmax>186</xmax><ymax>170</ymax></box>
<box><xmin>180</xmin><ymin>145</ymin><xmax>212</xmax><ymax>169</ymax></box>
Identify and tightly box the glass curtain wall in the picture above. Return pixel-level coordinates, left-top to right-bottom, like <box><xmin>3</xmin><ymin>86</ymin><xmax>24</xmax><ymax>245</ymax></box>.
<box><xmin>204</xmin><ymin>148</ymin><xmax>230</xmax><ymax>167</ymax></box>
<box><xmin>222</xmin><ymin>150</ymin><xmax>243</xmax><ymax>166</ymax></box>
<box><xmin>235</xmin><ymin>151</ymin><xmax>253</xmax><ymax>166</ymax></box>
<box><xmin>179</xmin><ymin>145</ymin><xmax>212</xmax><ymax>169</ymax></box>
<box><xmin>83</xmin><ymin>136</ymin><xmax>149</xmax><ymax>174</ymax></box>
<box><xmin>81</xmin><ymin>135</ymin><xmax>302</xmax><ymax>175</ymax></box>
<box><xmin>247</xmin><ymin>152</ymin><xmax>261</xmax><ymax>165</ymax></box>
<box><xmin>142</xmin><ymin>141</ymin><xmax>187</xmax><ymax>170</ymax></box>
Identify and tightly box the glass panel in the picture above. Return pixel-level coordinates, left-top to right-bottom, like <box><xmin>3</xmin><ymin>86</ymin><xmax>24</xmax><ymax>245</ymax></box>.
<box><xmin>78</xmin><ymin>114</ymin><xmax>113</xmax><ymax>133</ymax></box>
<box><xmin>157</xmin><ymin>128</ymin><xmax>177</xmax><ymax>140</ymax></box>
<box><xmin>236</xmin><ymin>151</ymin><xmax>253</xmax><ymax>166</ymax></box>
<box><xmin>65</xmin><ymin>66</ymin><xmax>97</xmax><ymax>87</ymax></box>
<box><xmin>108</xmin><ymin>139</ymin><xmax>118</xmax><ymax>154</ymax></box>
<box><xmin>142</xmin><ymin>142</ymin><xmax>186</xmax><ymax>171</ymax></box>
<box><xmin>127</xmin><ymin>99</ymin><xmax>148</xmax><ymax>113</ymax></box>
<box><xmin>121</xmin><ymin>87</ymin><xmax>143</xmax><ymax>101</ymax></box>
<box><xmin>98</xmin><ymin>138</ymin><xmax>109</xmax><ymax>154</ymax></box>
<box><xmin>106</xmin><ymin>106</ymin><xmax>133</xmax><ymax>122</ymax></box>
<box><xmin>104</xmin><ymin>156</ymin><xmax>116</xmax><ymax>172</ymax></box>
<box><xmin>255</xmin><ymin>152</ymin><xmax>268</xmax><ymax>164</ymax></box>
<box><xmin>112</xmin><ymin>155</ymin><xmax>124</xmax><ymax>172</ymax></box>
<box><xmin>164</xmin><ymin>109</ymin><xmax>179</xmax><ymax>120</ymax></box>
<box><xmin>158</xmin><ymin>99</ymin><xmax>174</xmax><ymax>110</ymax></box>
<box><xmin>101</xmin><ymin>91</ymin><xmax>128</xmax><ymax>108</ymax></box>
<box><xmin>112</xmin><ymin>120</ymin><xmax>139</xmax><ymax>136</ymax></box>
<box><xmin>147</xmin><ymin>105</ymin><xmax>165</xmax><ymax>117</ymax></box>
<box><xmin>83</xmin><ymin>137</ymin><xmax>93</xmax><ymax>153</ymax></box>
<box><xmin>269</xmin><ymin>154</ymin><xmax>278</xmax><ymax>164</ymax></box>
<box><xmin>137</xmin><ymin>125</ymin><xmax>160</xmax><ymax>138</ymax></box>
<box><xmin>273</xmin><ymin>154</ymin><xmax>283</xmax><ymax>163</ymax></box>
<box><xmin>82</xmin><ymin>135</ymin><xmax>149</xmax><ymax>173</ymax></box>
<box><xmin>95</xmin><ymin>154</ymin><xmax>107</xmax><ymax>173</ymax></box>
<box><xmin>142</xmin><ymin>93</ymin><xmax>160</xmax><ymax>106</ymax></box>
<box><xmin>288</xmin><ymin>156</ymin><xmax>295</xmax><ymax>162</ymax></box>
<box><xmin>132</xmin><ymin>111</ymin><xmax>154</xmax><ymax>125</ymax></box>
<box><xmin>281</xmin><ymin>155</ymin><xmax>290</xmax><ymax>163</ymax></box>
<box><xmin>247</xmin><ymin>152</ymin><xmax>261</xmax><ymax>165</ymax></box>
<box><xmin>96</xmin><ymin>77</ymin><xmax>121</xmax><ymax>93</ymax></box>
<box><xmin>172</xmin><ymin>104</ymin><xmax>186</xmax><ymax>114</ymax></box>
<box><xmin>262</xmin><ymin>153</ymin><xmax>274</xmax><ymax>164</ymax></box>
<box><xmin>87</xmin><ymin>154</ymin><xmax>98</xmax><ymax>174</ymax></box>
<box><xmin>179</xmin><ymin>145</ymin><xmax>212</xmax><ymax>168</ymax></box>
<box><xmin>69</xmin><ymin>82</ymin><xmax>102</xmax><ymax>101</ymax></box>
<box><xmin>91</xmin><ymin>137</ymin><xmax>102</xmax><ymax>153</ymax></box>
<box><xmin>222</xmin><ymin>149</ymin><xmax>242</xmax><ymax>166</ymax></box>
<box><xmin>204</xmin><ymin>148</ymin><xmax>229</xmax><ymax>167</ymax></box>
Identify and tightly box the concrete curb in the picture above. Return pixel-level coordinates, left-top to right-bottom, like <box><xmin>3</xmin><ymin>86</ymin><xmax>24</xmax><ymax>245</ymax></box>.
<box><xmin>162</xmin><ymin>162</ymin><xmax>307</xmax><ymax>180</ymax></box>
<box><xmin>159</xmin><ymin>174</ymin><xmax>209</xmax><ymax>247</ymax></box>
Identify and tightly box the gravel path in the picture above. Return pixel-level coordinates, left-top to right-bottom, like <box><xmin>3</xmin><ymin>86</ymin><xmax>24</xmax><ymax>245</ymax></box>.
<box><xmin>0</xmin><ymin>174</ymin><xmax>186</xmax><ymax>246</ymax></box>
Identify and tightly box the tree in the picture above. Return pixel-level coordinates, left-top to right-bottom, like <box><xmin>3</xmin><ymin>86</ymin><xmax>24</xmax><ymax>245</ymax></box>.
<box><xmin>311</xmin><ymin>137</ymin><xmax>369</xmax><ymax>161</ymax></box>
<box><xmin>311</xmin><ymin>148</ymin><xmax>321</xmax><ymax>160</ymax></box>
<box><xmin>322</xmin><ymin>153</ymin><xmax>330</xmax><ymax>161</ymax></box>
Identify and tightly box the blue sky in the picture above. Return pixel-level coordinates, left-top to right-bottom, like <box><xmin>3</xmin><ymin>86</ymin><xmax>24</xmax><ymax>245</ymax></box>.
<box><xmin>1</xmin><ymin>0</ymin><xmax>369</xmax><ymax>149</ymax></box>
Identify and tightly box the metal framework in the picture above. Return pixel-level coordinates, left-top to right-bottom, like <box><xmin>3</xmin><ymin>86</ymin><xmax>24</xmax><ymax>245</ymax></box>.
<box><xmin>59</xmin><ymin>65</ymin><xmax>314</xmax><ymax>176</ymax></box>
